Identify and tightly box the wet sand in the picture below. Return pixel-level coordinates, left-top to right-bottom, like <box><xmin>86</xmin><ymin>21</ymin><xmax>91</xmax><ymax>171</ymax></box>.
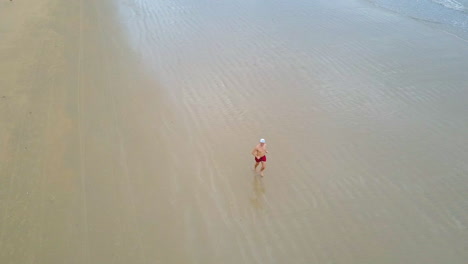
<box><xmin>1</xmin><ymin>0</ymin><xmax>467</xmax><ymax>263</ymax></box>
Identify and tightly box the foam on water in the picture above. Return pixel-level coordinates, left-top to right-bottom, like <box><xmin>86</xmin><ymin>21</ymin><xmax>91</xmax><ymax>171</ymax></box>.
<box><xmin>367</xmin><ymin>0</ymin><xmax>468</xmax><ymax>39</ymax></box>
<box><xmin>432</xmin><ymin>0</ymin><xmax>466</xmax><ymax>11</ymax></box>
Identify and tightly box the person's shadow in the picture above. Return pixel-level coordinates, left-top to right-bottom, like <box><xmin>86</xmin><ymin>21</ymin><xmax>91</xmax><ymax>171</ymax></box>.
<box><xmin>250</xmin><ymin>175</ymin><xmax>265</xmax><ymax>209</ymax></box>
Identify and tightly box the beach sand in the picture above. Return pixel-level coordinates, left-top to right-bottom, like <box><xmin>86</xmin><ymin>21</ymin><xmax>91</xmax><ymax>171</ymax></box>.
<box><xmin>1</xmin><ymin>0</ymin><xmax>467</xmax><ymax>263</ymax></box>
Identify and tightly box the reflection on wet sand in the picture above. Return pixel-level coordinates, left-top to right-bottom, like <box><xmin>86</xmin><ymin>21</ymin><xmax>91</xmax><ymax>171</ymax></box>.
<box><xmin>1</xmin><ymin>0</ymin><xmax>468</xmax><ymax>263</ymax></box>
<box><xmin>250</xmin><ymin>175</ymin><xmax>266</xmax><ymax>210</ymax></box>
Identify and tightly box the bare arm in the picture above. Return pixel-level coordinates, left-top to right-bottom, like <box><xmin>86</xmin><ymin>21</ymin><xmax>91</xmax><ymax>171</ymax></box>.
<box><xmin>252</xmin><ymin>148</ymin><xmax>258</xmax><ymax>157</ymax></box>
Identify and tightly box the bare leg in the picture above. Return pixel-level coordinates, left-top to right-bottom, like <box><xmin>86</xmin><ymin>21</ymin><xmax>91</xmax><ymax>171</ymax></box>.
<box><xmin>260</xmin><ymin>162</ymin><xmax>266</xmax><ymax>176</ymax></box>
<box><xmin>254</xmin><ymin>162</ymin><xmax>260</xmax><ymax>171</ymax></box>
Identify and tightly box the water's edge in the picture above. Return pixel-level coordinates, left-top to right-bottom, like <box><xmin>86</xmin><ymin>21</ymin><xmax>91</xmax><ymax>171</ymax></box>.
<box><xmin>363</xmin><ymin>0</ymin><xmax>468</xmax><ymax>40</ymax></box>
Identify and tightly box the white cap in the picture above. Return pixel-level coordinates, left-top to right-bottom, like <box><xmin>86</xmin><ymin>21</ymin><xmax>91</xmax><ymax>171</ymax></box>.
<box><xmin>260</xmin><ymin>138</ymin><xmax>266</xmax><ymax>143</ymax></box>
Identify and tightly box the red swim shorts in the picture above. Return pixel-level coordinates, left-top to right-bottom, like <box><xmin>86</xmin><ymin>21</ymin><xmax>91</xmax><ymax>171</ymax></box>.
<box><xmin>255</xmin><ymin>156</ymin><xmax>267</xmax><ymax>162</ymax></box>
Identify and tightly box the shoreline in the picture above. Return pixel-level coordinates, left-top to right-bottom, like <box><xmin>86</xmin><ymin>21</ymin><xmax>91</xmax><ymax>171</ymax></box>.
<box><xmin>1</xmin><ymin>0</ymin><xmax>467</xmax><ymax>263</ymax></box>
<box><xmin>361</xmin><ymin>0</ymin><xmax>468</xmax><ymax>41</ymax></box>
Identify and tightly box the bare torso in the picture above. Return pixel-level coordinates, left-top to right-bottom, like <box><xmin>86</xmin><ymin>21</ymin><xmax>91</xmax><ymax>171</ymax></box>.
<box><xmin>253</xmin><ymin>144</ymin><xmax>267</xmax><ymax>158</ymax></box>
<box><xmin>252</xmin><ymin>142</ymin><xmax>268</xmax><ymax>176</ymax></box>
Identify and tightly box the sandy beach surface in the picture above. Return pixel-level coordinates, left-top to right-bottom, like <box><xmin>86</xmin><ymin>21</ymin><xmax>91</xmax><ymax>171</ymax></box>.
<box><xmin>1</xmin><ymin>0</ymin><xmax>467</xmax><ymax>263</ymax></box>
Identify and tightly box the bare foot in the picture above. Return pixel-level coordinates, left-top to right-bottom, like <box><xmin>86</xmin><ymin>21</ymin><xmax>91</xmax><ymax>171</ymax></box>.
<box><xmin>260</xmin><ymin>172</ymin><xmax>264</xmax><ymax>177</ymax></box>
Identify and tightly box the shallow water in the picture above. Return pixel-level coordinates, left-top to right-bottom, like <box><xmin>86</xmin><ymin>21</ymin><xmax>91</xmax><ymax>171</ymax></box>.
<box><xmin>112</xmin><ymin>0</ymin><xmax>468</xmax><ymax>262</ymax></box>
<box><xmin>367</xmin><ymin>0</ymin><xmax>468</xmax><ymax>39</ymax></box>
<box><xmin>1</xmin><ymin>0</ymin><xmax>467</xmax><ymax>263</ymax></box>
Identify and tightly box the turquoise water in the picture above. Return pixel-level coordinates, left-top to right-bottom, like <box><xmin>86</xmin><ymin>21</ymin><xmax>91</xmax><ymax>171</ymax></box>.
<box><xmin>367</xmin><ymin>0</ymin><xmax>468</xmax><ymax>39</ymax></box>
